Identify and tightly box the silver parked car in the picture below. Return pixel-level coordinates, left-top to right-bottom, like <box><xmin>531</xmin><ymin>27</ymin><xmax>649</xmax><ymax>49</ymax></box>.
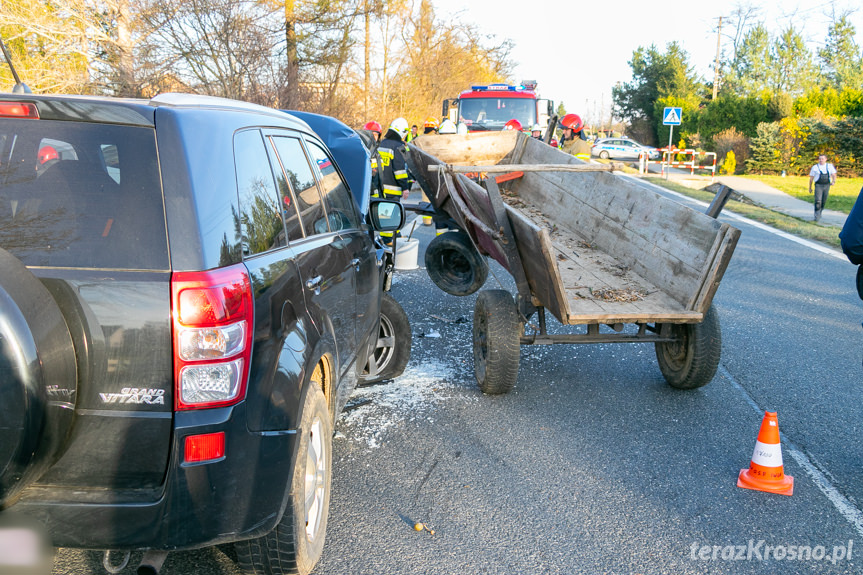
<box><xmin>591</xmin><ymin>137</ymin><xmax>660</xmax><ymax>160</ymax></box>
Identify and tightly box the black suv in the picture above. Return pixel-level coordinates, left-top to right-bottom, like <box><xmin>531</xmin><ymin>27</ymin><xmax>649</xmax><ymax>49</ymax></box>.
<box><xmin>0</xmin><ymin>93</ymin><xmax>404</xmax><ymax>574</ymax></box>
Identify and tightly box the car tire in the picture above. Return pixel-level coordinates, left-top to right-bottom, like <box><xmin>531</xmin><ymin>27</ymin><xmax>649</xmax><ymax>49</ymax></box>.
<box><xmin>655</xmin><ymin>306</ymin><xmax>721</xmax><ymax>390</ymax></box>
<box><xmin>360</xmin><ymin>293</ymin><xmax>411</xmax><ymax>384</ymax></box>
<box><xmin>599</xmin><ymin>150</ymin><xmax>610</xmax><ymax>159</ymax></box>
<box><xmin>424</xmin><ymin>231</ymin><xmax>489</xmax><ymax>297</ymax></box>
<box><xmin>473</xmin><ymin>290</ymin><xmax>521</xmax><ymax>395</ymax></box>
<box><xmin>0</xmin><ymin>248</ymin><xmax>77</xmax><ymax>507</ymax></box>
<box><xmin>236</xmin><ymin>378</ymin><xmax>332</xmax><ymax>575</ymax></box>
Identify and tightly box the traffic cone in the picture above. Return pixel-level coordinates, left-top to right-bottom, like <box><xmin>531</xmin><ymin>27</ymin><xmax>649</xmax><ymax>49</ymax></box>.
<box><xmin>737</xmin><ymin>411</ymin><xmax>793</xmax><ymax>496</ymax></box>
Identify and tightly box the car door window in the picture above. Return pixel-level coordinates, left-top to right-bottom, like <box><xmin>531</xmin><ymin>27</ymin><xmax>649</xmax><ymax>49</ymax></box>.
<box><xmin>234</xmin><ymin>129</ymin><xmax>286</xmax><ymax>256</ymax></box>
<box><xmin>266</xmin><ymin>135</ymin><xmax>307</xmax><ymax>242</ymax></box>
<box><xmin>269</xmin><ymin>135</ymin><xmax>328</xmax><ymax>238</ymax></box>
<box><xmin>304</xmin><ymin>139</ymin><xmax>361</xmax><ymax>232</ymax></box>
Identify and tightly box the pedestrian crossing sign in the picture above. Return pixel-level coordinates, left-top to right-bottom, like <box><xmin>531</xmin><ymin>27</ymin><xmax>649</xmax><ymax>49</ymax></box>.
<box><xmin>663</xmin><ymin>107</ymin><xmax>682</xmax><ymax>125</ymax></box>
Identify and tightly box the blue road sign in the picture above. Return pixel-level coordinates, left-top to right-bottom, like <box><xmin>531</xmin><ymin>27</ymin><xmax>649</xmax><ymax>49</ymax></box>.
<box><xmin>663</xmin><ymin>107</ymin><xmax>682</xmax><ymax>125</ymax></box>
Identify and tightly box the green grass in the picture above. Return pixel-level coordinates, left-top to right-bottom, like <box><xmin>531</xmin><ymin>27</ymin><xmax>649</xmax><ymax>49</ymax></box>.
<box><xmin>740</xmin><ymin>174</ymin><xmax>863</xmax><ymax>214</ymax></box>
<box><xmin>644</xmin><ymin>176</ymin><xmax>842</xmax><ymax>249</ymax></box>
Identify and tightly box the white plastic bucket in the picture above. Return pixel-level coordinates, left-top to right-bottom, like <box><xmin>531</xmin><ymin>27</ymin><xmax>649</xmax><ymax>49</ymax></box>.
<box><xmin>394</xmin><ymin>237</ymin><xmax>419</xmax><ymax>270</ymax></box>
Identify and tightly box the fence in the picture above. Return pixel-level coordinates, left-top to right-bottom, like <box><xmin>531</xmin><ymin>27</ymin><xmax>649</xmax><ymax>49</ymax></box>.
<box><xmin>658</xmin><ymin>149</ymin><xmax>717</xmax><ymax>178</ymax></box>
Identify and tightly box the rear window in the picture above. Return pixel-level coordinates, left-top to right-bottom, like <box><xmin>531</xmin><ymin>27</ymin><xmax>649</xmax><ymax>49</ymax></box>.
<box><xmin>0</xmin><ymin>119</ymin><xmax>167</xmax><ymax>270</ymax></box>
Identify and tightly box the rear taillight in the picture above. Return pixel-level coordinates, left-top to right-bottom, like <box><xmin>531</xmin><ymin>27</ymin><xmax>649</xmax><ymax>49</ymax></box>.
<box><xmin>0</xmin><ymin>102</ymin><xmax>39</xmax><ymax>119</ymax></box>
<box><xmin>171</xmin><ymin>264</ymin><xmax>253</xmax><ymax>410</ymax></box>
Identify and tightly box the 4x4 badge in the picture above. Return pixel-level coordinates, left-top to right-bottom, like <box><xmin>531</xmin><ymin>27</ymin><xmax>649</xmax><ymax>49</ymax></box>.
<box><xmin>99</xmin><ymin>388</ymin><xmax>165</xmax><ymax>405</ymax></box>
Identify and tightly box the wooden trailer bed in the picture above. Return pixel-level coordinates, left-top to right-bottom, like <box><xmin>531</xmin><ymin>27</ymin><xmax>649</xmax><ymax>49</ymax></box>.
<box><xmin>404</xmin><ymin>130</ymin><xmax>740</xmax><ymax>394</ymax></box>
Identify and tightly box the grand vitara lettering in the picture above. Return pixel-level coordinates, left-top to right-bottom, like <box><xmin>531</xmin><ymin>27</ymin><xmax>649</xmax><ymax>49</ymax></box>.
<box><xmin>99</xmin><ymin>388</ymin><xmax>166</xmax><ymax>405</ymax></box>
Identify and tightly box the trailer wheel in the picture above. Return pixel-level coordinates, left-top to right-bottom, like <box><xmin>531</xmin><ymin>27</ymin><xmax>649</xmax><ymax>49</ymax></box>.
<box><xmin>359</xmin><ymin>293</ymin><xmax>411</xmax><ymax>384</ymax></box>
<box><xmin>473</xmin><ymin>290</ymin><xmax>521</xmax><ymax>395</ymax></box>
<box><xmin>655</xmin><ymin>306</ymin><xmax>721</xmax><ymax>390</ymax></box>
<box><xmin>425</xmin><ymin>231</ymin><xmax>488</xmax><ymax>296</ymax></box>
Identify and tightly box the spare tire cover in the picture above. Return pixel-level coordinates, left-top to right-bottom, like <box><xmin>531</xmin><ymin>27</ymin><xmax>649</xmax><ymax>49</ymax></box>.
<box><xmin>0</xmin><ymin>248</ymin><xmax>77</xmax><ymax>508</ymax></box>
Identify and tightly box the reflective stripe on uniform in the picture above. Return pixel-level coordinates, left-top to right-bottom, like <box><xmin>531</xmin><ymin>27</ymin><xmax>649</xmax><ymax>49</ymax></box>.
<box><xmin>394</xmin><ymin>169</ymin><xmax>408</xmax><ymax>181</ymax></box>
<box><xmin>378</xmin><ymin>149</ymin><xmax>394</xmax><ymax>166</ymax></box>
<box><xmin>382</xmin><ymin>185</ymin><xmax>403</xmax><ymax>196</ymax></box>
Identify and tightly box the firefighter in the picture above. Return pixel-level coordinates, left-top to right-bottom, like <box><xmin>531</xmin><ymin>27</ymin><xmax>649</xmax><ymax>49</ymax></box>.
<box><xmin>378</xmin><ymin>117</ymin><xmax>412</xmax><ymax>198</ymax></box>
<box><xmin>361</xmin><ymin>121</ymin><xmax>384</xmax><ymax>197</ymax></box>
<box><xmin>559</xmin><ymin>113</ymin><xmax>591</xmax><ymax>161</ymax></box>
<box><xmin>439</xmin><ymin>119</ymin><xmax>457</xmax><ymax>134</ymax></box>
<box><xmin>530</xmin><ymin>124</ymin><xmax>543</xmax><ymax>139</ymax></box>
<box><xmin>422</xmin><ymin>116</ymin><xmax>439</xmax><ymax>135</ymax></box>
<box><xmin>363</xmin><ymin>120</ymin><xmax>382</xmax><ymax>142</ymax></box>
<box><xmin>377</xmin><ymin>117</ymin><xmax>413</xmax><ymax>242</ymax></box>
<box><xmin>503</xmin><ymin>119</ymin><xmax>522</xmax><ymax>131</ymax></box>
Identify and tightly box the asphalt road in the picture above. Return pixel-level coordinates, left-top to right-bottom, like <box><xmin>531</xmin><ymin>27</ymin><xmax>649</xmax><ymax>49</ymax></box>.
<box><xmin>54</xmin><ymin>180</ymin><xmax>863</xmax><ymax>574</ymax></box>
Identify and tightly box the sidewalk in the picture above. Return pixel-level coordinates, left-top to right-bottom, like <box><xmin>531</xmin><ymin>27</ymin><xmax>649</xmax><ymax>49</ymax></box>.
<box><xmin>714</xmin><ymin>176</ymin><xmax>847</xmax><ymax>228</ymax></box>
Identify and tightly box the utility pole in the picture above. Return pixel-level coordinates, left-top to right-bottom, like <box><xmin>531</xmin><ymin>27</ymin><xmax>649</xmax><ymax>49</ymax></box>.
<box><xmin>712</xmin><ymin>16</ymin><xmax>723</xmax><ymax>100</ymax></box>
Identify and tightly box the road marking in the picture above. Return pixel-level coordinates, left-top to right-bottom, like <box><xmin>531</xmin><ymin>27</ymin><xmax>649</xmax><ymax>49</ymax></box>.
<box><xmin>622</xmin><ymin>174</ymin><xmax>848</xmax><ymax>261</ymax></box>
<box><xmin>720</xmin><ymin>365</ymin><xmax>863</xmax><ymax>538</ymax></box>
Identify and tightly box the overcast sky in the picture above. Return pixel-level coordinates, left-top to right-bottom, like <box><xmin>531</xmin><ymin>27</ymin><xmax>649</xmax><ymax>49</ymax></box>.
<box><xmin>430</xmin><ymin>0</ymin><xmax>863</xmax><ymax>122</ymax></box>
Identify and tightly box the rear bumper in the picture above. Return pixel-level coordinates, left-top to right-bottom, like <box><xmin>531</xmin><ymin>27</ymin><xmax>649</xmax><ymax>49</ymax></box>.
<box><xmin>14</xmin><ymin>403</ymin><xmax>297</xmax><ymax>550</ymax></box>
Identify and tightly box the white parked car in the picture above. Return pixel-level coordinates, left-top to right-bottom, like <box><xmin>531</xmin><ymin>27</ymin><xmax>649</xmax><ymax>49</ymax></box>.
<box><xmin>591</xmin><ymin>137</ymin><xmax>660</xmax><ymax>160</ymax></box>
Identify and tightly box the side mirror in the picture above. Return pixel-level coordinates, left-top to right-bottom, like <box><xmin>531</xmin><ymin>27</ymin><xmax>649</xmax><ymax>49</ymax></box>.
<box><xmin>368</xmin><ymin>199</ymin><xmax>405</xmax><ymax>232</ymax></box>
<box><xmin>443</xmin><ymin>98</ymin><xmax>458</xmax><ymax>123</ymax></box>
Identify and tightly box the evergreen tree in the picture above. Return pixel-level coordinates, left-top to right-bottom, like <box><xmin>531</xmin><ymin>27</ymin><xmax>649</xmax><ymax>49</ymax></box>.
<box><xmin>727</xmin><ymin>23</ymin><xmax>772</xmax><ymax>96</ymax></box>
<box><xmin>818</xmin><ymin>15</ymin><xmax>863</xmax><ymax>91</ymax></box>
<box><xmin>745</xmin><ymin>122</ymin><xmax>782</xmax><ymax>174</ymax></box>
<box><xmin>770</xmin><ymin>25</ymin><xmax>817</xmax><ymax>96</ymax></box>
<box><xmin>613</xmin><ymin>41</ymin><xmax>702</xmax><ymax>144</ymax></box>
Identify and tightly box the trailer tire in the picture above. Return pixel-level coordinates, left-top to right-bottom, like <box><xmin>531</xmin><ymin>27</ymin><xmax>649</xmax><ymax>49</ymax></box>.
<box><xmin>473</xmin><ymin>290</ymin><xmax>521</xmax><ymax>395</ymax></box>
<box><xmin>0</xmin><ymin>248</ymin><xmax>77</xmax><ymax>507</ymax></box>
<box><xmin>655</xmin><ymin>306</ymin><xmax>721</xmax><ymax>390</ymax></box>
<box><xmin>359</xmin><ymin>293</ymin><xmax>411</xmax><ymax>384</ymax></box>
<box><xmin>425</xmin><ymin>231</ymin><xmax>488</xmax><ymax>296</ymax></box>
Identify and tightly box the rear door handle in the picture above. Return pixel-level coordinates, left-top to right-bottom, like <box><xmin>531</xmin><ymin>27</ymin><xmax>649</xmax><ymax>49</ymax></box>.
<box><xmin>305</xmin><ymin>275</ymin><xmax>323</xmax><ymax>295</ymax></box>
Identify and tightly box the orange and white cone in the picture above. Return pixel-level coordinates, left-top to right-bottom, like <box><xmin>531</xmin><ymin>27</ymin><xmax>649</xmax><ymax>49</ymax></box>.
<box><xmin>737</xmin><ymin>411</ymin><xmax>794</xmax><ymax>496</ymax></box>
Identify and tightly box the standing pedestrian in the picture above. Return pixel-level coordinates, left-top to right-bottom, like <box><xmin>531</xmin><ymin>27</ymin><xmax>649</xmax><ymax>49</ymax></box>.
<box><xmin>406</xmin><ymin>124</ymin><xmax>418</xmax><ymax>143</ymax></box>
<box><xmin>809</xmin><ymin>154</ymin><xmax>837</xmax><ymax>222</ymax></box>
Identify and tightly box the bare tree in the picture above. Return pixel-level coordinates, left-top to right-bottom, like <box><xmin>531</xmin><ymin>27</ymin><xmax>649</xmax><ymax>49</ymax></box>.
<box><xmin>0</xmin><ymin>0</ymin><xmax>137</xmax><ymax>94</ymax></box>
<box><xmin>393</xmin><ymin>0</ymin><xmax>512</xmax><ymax>124</ymax></box>
<box><xmin>139</xmin><ymin>0</ymin><xmax>278</xmax><ymax>101</ymax></box>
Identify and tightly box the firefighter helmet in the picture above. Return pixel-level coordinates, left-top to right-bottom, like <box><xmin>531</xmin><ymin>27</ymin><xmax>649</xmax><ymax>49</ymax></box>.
<box><xmin>559</xmin><ymin>113</ymin><xmax>584</xmax><ymax>132</ymax></box>
<box><xmin>363</xmin><ymin>120</ymin><xmax>382</xmax><ymax>134</ymax></box>
<box><xmin>38</xmin><ymin>145</ymin><xmax>59</xmax><ymax>165</ymax></box>
<box><xmin>389</xmin><ymin>117</ymin><xmax>409</xmax><ymax>140</ymax></box>
<box><xmin>423</xmin><ymin>116</ymin><xmax>440</xmax><ymax>130</ymax></box>
<box><xmin>503</xmin><ymin>119</ymin><xmax>522</xmax><ymax>131</ymax></box>
<box><xmin>438</xmin><ymin>119</ymin><xmax>457</xmax><ymax>134</ymax></box>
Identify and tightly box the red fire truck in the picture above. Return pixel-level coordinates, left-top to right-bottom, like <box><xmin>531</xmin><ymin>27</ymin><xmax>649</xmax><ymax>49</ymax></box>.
<box><xmin>442</xmin><ymin>81</ymin><xmax>554</xmax><ymax>133</ymax></box>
